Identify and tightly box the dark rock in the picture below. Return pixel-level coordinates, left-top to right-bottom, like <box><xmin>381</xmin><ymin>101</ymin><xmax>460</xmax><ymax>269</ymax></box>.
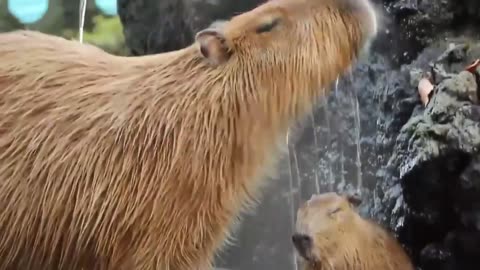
<box><xmin>117</xmin><ymin>0</ymin><xmax>196</xmax><ymax>55</ymax></box>
<box><xmin>436</xmin><ymin>43</ymin><xmax>469</xmax><ymax>64</ymax></box>
<box><xmin>370</xmin><ymin>41</ymin><xmax>480</xmax><ymax>269</ymax></box>
<box><xmin>117</xmin><ymin>0</ymin><xmax>262</xmax><ymax>55</ymax></box>
<box><xmin>420</xmin><ymin>242</ymin><xmax>453</xmax><ymax>270</ymax></box>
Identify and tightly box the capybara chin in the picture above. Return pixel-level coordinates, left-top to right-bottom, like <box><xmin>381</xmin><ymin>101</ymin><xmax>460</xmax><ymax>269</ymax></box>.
<box><xmin>0</xmin><ymin>0</ymin><xmax>377</xmax><ymax>269</ymax></box>
<box><xmin>292</xmin><ymin>192</ymin><xmax>414</xmax><ymax>270</ymax></box>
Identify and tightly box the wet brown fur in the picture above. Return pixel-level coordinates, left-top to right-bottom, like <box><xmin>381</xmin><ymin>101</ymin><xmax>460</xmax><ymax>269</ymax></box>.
<box><xmin>0</xmin><ymin>0</ymin><xmax>377</xmax><ymax>269</ymax></box>
<box><xmin>294</xmin><ymin>192</ymin><xmax>414</xmax><ymax>270</ymax></box>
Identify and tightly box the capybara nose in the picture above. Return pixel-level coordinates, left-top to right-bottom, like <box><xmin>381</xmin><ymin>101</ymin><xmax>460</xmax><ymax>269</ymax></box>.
<box><xmin>292</xmin><ymin>233</ymin><xmax>312</xmax><ymax>258</ymax></box>
<box><xmin>309</xmin><ymin>193</ymin><xmax>321</xmax><ymax>201</ymax></box>
<box><xmin>339</xmin><ymin>0</ymin><xmax>378</xmax><ymax>39</ymax></box>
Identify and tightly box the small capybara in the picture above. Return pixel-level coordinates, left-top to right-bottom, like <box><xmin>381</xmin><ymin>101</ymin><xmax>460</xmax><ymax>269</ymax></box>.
<box><xmin>0</xmin><ymin>0</ymin><xmax>377</xmax><ymax>269</ymax></box>
<box><xmin>292</xmin><ymin>192</ymin><xmax>414</xmax><ymax>270</ymax></box>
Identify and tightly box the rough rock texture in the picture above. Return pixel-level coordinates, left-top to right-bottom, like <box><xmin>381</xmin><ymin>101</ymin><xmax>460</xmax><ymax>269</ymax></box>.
<box><xmin>117</xmin><ymin>0</ymin><xmax>480</xmax><ymax>269</ymax></box>
<box><xmin>117</xmin><ymin>0</ymin><xmax>195</xmax><ymax>55</ymax></box>
<box><xmin>369</xmin><ymin>40</ymin><xmax>480</xmax><ymax>269</ymax></box>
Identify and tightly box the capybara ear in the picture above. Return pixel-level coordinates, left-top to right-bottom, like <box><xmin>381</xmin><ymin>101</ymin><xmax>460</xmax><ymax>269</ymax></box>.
<box><xmin>195</xmin><ymin>29</ymin><xmax>231</xmax><ymax>66</ymax></box>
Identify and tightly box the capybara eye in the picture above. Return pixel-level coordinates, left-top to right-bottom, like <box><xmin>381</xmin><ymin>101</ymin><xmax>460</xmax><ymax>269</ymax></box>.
<box><xmin>345</xmin><ymin>192</ymin><xmax>363</xmax><ymax>207</ymax></box>
<box><xmin>255</xmin><ymin>18</ymin><xmax>281</xmax><ymax>34</ymax></box>
<box><xmin>328</xmin><ymin>208</ymin><xmax>342</xmax><ymax>215</ymax></box>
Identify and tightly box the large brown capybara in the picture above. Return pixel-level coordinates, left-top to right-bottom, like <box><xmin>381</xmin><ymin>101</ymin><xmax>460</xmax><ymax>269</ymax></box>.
<box><xmin>292</xmin><ymin>192</ymin><xmax>414</xmax><ymax>270</ymax></box>
<box><xmin>0</xmin><ymin>0</ymin><xmax>378</xmax><ymax>269</ymax></box>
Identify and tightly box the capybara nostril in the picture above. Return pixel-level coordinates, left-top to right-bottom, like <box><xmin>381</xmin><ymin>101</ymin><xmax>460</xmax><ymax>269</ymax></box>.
<box><xmin>292</xmin><ymin>233</ymin><xmax>313</xmax><ymax>259</ymax></box>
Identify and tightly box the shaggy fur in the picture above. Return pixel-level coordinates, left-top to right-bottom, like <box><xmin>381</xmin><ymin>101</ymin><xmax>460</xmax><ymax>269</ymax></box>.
<box><xmin>0</xmin><ymin>0</ymin><xmax>377</xmax><ymax>269</ymax></box>
<box><xmin>293</xmin><ymin>192</ymin><xmax>414</xmax><ymax>270</ymax></box>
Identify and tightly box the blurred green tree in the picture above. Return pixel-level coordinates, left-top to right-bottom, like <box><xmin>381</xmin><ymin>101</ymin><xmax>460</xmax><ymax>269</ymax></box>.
<box><xmin>0</xmin><ymin>0</ymin><xmax>126</xmax><ymax>55</ymax></box>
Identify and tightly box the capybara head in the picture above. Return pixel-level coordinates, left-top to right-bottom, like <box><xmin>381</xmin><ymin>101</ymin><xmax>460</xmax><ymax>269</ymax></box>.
<box><xmin>194</xmin><ymin>0</ymin><xmax>378</xmax><ymax>120</ymax></box>
<box><xmin>195</xmin><ymin>0</ymin><xmax>378</xmax><ymax>71</ymax></box>
<box><xmin>292</xmin><ymin>192</ymin><xmax>363</xmax><ymax>265</ymax></box>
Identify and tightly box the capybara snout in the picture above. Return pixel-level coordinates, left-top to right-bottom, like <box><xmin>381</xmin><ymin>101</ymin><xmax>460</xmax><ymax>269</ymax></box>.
<box><xmin>336</xmin><ymin>0</ymin><xmax>378</xmax><ymax>38</ymax></box>
<box><xmin>292</xmin><ymin>233</ymin><xmax>312</xmax><ymax>257</ymax></box>
<box><xmin>299</xmin><ymin>0</ymin><xmax>379</xmax><ymax>47</ymax></box>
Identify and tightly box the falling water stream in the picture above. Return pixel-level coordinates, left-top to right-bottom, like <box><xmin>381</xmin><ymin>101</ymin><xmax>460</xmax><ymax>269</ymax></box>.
<box><xmin>334</xmin><ymin>77</ymin><xmax>347</xmax><ymax>191</ymax></box>
<box><xmin>323</xmin><ymin>85</ymin><xmax>336</xmax><ymax>191</ymax></box>
<box><xmin>286</xmin><ymin>73</ymin><xmax>365</xmax><ymax>200</ymax></box>
<box><xmin>286</xmin><ymin>131</ymin><xmax>299</xmax><ymax>270</ymax></box>
<box><xmin>351</xmin><ymin>75</ymin><xmax>364</xmax><ymax>193</ymax></box>
<box><xmin>79</xmin><ymin>0</ymin><xmax>87</xmax><ymax>43</ymax></box>
<box><xmin>310</xmin><ymin>112</ymin><xmax>321</xmax><ymax>194</ymax></box>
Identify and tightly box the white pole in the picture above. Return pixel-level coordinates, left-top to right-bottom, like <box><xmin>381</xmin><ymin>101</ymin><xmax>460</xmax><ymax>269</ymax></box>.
<box><xmin>79</xmin><ymin>0</ymin><xmax>87</xmax><ymax>43</ymax></box>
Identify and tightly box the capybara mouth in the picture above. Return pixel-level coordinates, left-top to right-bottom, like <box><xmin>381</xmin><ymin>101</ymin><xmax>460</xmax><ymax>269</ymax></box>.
<box><xmin>292</xmin><ymin>233</ymin><xmax>314</xmax><ymax>261</ymax></box>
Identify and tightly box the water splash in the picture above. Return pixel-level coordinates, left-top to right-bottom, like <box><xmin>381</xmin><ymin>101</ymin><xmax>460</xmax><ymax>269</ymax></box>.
<box><xmin>334</xmin><ymin>77</ymin><xmax>340</xmax><ymax>98</ymax></box>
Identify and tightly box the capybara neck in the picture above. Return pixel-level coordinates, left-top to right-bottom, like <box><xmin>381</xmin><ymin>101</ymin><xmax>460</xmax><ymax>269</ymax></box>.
<box><xmin>136</xmin><ymin>37</ymin><xmax>359</xmax><ymax>135</ymax></box>
<box><xmin>125</xmin><ymin>36</ymin><xmax>358</xmax><ymax>181</ymax></box>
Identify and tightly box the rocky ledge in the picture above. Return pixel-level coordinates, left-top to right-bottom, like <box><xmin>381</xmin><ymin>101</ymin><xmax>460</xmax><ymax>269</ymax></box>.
<box><xmin>370</xmin><ymin>39</ymin><xmax>480</xmax><ymax>270</ymax></box>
